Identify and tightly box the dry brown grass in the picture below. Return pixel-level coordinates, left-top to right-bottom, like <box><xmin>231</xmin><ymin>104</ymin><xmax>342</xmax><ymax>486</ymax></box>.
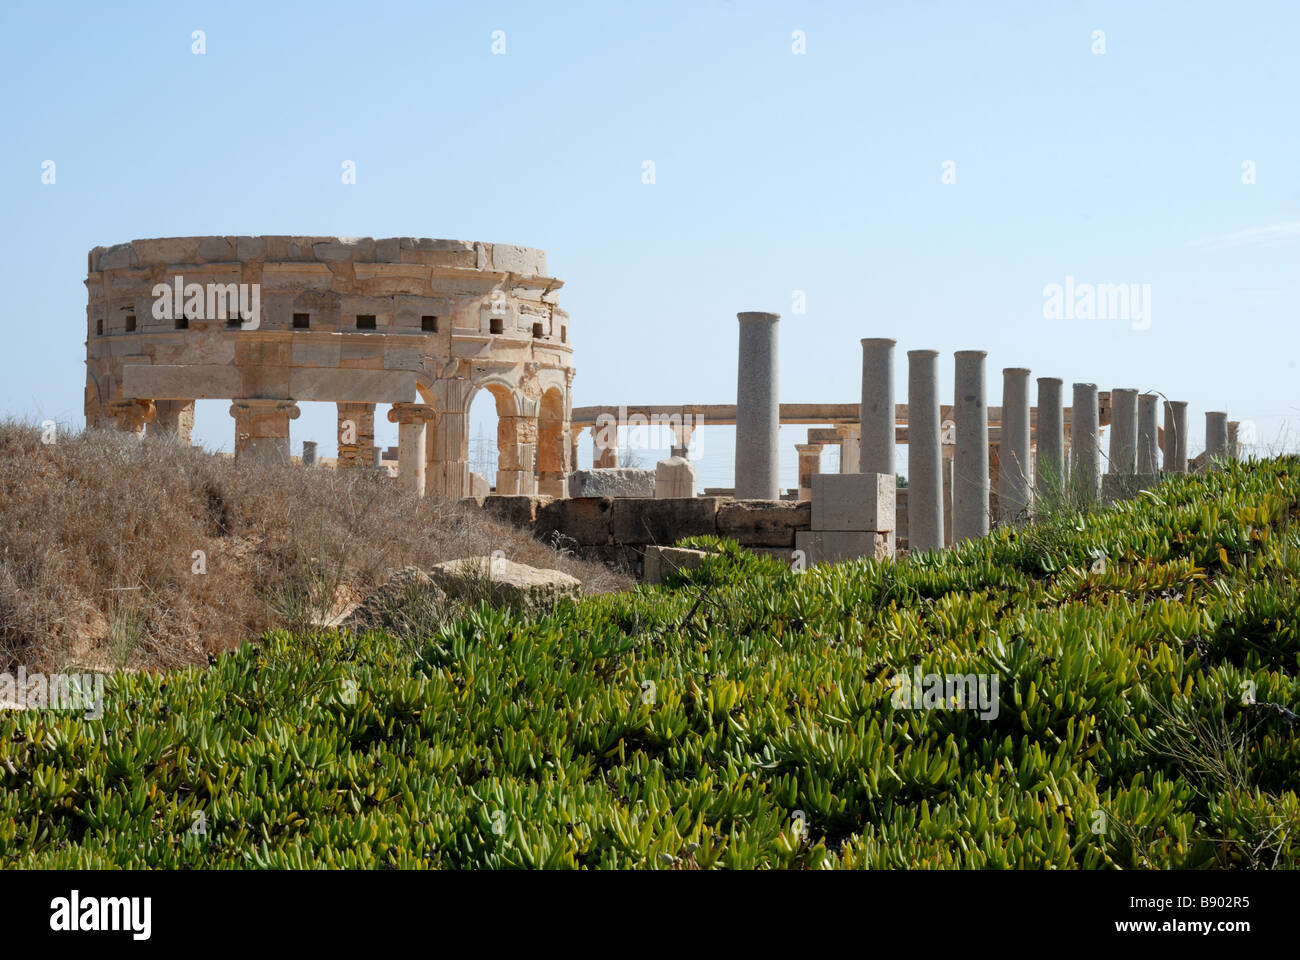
<box><xmin>0</xmin><ymin>421</ymin><xmax>631</xmax><ymax>673</ymax></box>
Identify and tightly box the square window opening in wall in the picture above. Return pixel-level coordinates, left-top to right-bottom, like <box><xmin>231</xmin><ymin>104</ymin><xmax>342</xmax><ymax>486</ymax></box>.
<box><xmin>561</xmin><ymin>326</ymin><xmax>567</xmax><ymax>343</ymax></box>
<box><xmin>532</xmin><ymin>322</ymin><xmax>544</xmax><ymax>338</ymax></box>
<box><xmin>489</xmin><ymin>317</ymin><xmax>504</xmax><ymax>334</ymax></box>
<box><xmin>175</xmin><ymin>316</ymin><xmax>188</xmax><ymax>330</ymax></box>
<box><xmin>293</xmin><ymin>313</ymin><xmax>310</xmax><ymax>329</ymax></box>
<box><xmin>125</xmin><ymin>315</ymin><xmax>137</xmax><ymax>332</ymax></box>
<box><xmin>421</xmin><ymin>315</ymin><xmax>438</xmax><ymax>332</ymax></box>
<box><xmin>95</xmin><ymin>319</ymin><xmax>103</xmax><ymax>336</ymax></box>
<box><xmin>356</xmin><ymin>314</ymin><xmax>377</xmax><ymax>330</ymax></box>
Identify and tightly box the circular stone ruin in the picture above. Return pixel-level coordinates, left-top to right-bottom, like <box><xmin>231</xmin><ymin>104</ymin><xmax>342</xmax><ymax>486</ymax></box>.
<box><xmin>84</xmin><ymin>236</ymin><xmax>575</xmax><ymax>499</ymax></box>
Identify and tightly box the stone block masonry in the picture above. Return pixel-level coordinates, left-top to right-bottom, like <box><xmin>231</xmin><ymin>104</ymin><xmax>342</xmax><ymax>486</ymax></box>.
<box><xmin>471</xmin><ymin>494</ymin><xmax>813</xmax><ymax>575</ymax></box>
<box><xmin>86</xmin><ymin>236</ymin><xmax>574</xmax><ymax>501</ymax></box>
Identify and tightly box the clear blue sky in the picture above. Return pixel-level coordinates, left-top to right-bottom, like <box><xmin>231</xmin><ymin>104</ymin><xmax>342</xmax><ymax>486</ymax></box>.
<box><xmin>3</xmin><ymin>1</ymin><xmax>1296</xmax><ymax>489</ymax></box>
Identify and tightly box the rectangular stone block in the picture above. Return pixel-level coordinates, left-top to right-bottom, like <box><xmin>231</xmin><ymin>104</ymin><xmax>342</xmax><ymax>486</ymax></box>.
<box><xmin>291</xmin><ymin>340</ymin><xmax>342</xmax><ymax>367</ymax></box>
<box><xmin>261</xmin><ymin>263</ymin><xmax>334</xmax><ymax>291</ymax></box>
<box><xmin>535</xmin><ymin>497</ymin><xmax>614</xmax><ymax>547</ymax></box>
<box><xmin>716</xmin><ymin>499</ymin><xmax>811</xmax><ymax>547</ymax></box>
<box><xmin>482</xmin><ymin>495</ymin><xmax>550</xmax><ymax>529</ymax></box>
<box><xmin>610</xmin><ymin>497</ymin><xmax>721</xmax><ymax>545</ymax></box>
<box><xmin>288</xmin><ymin>368</ymin><xmax>415</xmax><ymax>403</ymax></box>
<box><xmin>811</xmin><ymin>473</ymin><xmax>895</xmax><ymax>533</ymax></box>
<box><xmin>568</xmin><ymin>468</ymin><xmax>656</xmax><ymax>498</ymax></box>
<box><xmin>121</xmin><ymin>363</ymin><xmax>243</xmax><ymax>399</ymax></box>
<box><xmin>795</xmin><ymin>530</ymin><xmax>889</xmax><ymax>566</ymax></box>
<box><xmin>643</xmin><ymin>546</ymin><xmax>712</xmax><ymax>585</ymax></box>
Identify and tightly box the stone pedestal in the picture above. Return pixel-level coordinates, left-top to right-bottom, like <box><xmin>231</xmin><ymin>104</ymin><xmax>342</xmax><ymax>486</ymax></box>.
<box><xmin>1163</xmin><ymin>400</ymin><xmax>1188</xmax><ymax>474</ymax></box>
<box><xmin>1205</xmin><ymin>411</ymin><xmax>1229</xmax><ymax>467</ymax></box>
<box><xmin>953</xmin><ymin>351</ymin><xmax>989</xmax><ymax>541</ymax></box>
<box><xmin>1108</xmin><ymin>388</ymin><xmax>1139</xmax><ymax>474</ymax></box>
<box><xmin>999</xmin><ymin>367</ymin><xmax>1032</xmax><ymax>524</ymax></box>
<box><xmin>388</xmin><ymin>402</ymin><xmax>438</xmax><ymax>496</ymax></box>
<box><xmin>1035</xmin><ymin>377</ymin><xmax>1065</xmax><ymax>505</ymax></box>
<box><xmin>230</xmin><ymin>399</ymin><xmax>300</xmax><ymax>464</ymax></box>
<box><xmin>735</xmin><ymin>312</ymin><xmax>781</xmax><ymax>499</ymax></box>
<box><xmin>1070</xmin><ymin>383</ymin><xmax>1099</xmax><ymax>502</ymax></box>
<box><xmin>655</xmin><ymin>456</ymin><xmax>697</xmax><ymax>498</ymax></box>
<box><xmin>907</xmin><ymin>349</ymin><xmax>943</xmax><ymax>552</ymax></box>
<box><xmin>860</xmin><ymin>338</ymin><xmax>896</xmax><ymax>476</ymax></box>
<box><xmin>1137</xmin><ymin>393</ymin><xmax>1160</xmax><ymax>475</ymax></box>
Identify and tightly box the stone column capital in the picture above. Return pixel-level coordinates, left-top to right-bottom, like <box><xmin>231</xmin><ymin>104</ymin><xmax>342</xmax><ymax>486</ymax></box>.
<box><xmin>388</xmin><ymin>402</ymin><xmax>438</xmax><ymax>424</ymax></box>
<box><xmin>108</xmin><ymin>398</ymin><xmax>157</xmax><ymax>421</ymax></box>
<box><xmin>230</xmin><ymin>398</ymin><xmax>300</xmax><ymax>420</ymax></box>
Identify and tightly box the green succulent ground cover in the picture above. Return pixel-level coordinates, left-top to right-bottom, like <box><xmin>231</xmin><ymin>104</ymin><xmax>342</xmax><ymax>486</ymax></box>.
<box><xmin>3</xmin><ymin>459</ymin><xmax>1300</xmax><ymax>868</ymax></box>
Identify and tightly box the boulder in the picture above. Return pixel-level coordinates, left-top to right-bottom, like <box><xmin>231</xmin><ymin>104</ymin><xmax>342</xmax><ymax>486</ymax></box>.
<box><xmin>430</xmin><ymin>555</ymin><xmax>582</xmax><ymax>613</ymax></box>
<box><xmin>343</xmin><ymin>566</ymin><xmax>448</xmax><ymax>633</ymax></box>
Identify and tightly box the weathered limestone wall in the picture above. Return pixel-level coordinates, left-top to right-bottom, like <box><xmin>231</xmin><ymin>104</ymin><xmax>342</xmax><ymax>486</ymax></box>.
<box><xmin>85</xmin><ymin>236</ymin><xmax>574</xmax><ymax>498</ymax></box>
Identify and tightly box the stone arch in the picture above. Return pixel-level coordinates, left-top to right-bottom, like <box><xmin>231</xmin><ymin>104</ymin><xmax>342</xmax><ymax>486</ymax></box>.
<box><xmin>536</xmin><ymin>386</ymin><xmax>568</xmax><ymax>497</ymax></box>
<box><xmin>467</xmin><ymin>380</ymin><xmax>536</xmax><ymax>495</ymax></box>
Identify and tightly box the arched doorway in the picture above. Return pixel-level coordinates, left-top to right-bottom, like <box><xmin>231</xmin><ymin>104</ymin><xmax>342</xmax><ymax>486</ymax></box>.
<box><xmin>536</xmin><ymin>387</ymin><xmax>567</xmax><ymax>497</ymax></box>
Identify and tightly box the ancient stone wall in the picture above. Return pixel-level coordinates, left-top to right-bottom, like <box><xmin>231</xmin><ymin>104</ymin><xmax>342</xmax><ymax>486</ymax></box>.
<box><xmin>468</xmin><ymin>495</ymin><xmax>812</xmax><ymax>573</ymax></box>
<box><xmin>84</xmin><ymin>236</ymin><xmax>574</xmax><ymax>499</ymax></box>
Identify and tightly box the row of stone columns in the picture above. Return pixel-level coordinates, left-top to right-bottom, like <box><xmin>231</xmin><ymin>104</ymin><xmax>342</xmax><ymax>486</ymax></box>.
<box><xmin>846</xmin><ymin>340</ymin><xmax>1238</xmax><ymax>552</ymax></box>
<box><xmin>100</xmin><ymin>390</ymin><xmax>579</xmax><ymax>502</ymax></box>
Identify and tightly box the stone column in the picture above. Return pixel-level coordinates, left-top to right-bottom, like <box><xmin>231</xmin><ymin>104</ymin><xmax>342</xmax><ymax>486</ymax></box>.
<box><xmin>999</xmin><ymin>367</ymin><xmax>1032</xmax><ymax>524</ymax></box>
<box><xmin>570</xmin><ymin>429</ymin><xmax>583</xmax><ymax>476</ymax></box>
<box><xmin>148</xmin><ymin>399</ymin><xmax>195</xmax><ymax>444</ymax></box>
<box><xmin>427</xmin><ymin>378</ymin><xmax>474</xmax><ymax>500</ymax></box>
<box><xmin>1205</xmin><ymin>411</ymin><xmax>1229</xmax><ymax>465</ymax></box>
<box><xmin>860</xmin><ymin>338</ymin><xmax>896</xmax><ymax>476</ymax></box>
<box><xmin>497</xmin><ymin>412</ymin><xmax>538</xmax><ymax>496</ymax></box>
<box><xmin>952</xmin><ymin>350</ymin><xmax>989</xmax><ymax>542</ymax></box>
<box><xmin>301</xmin><ymin>441</ymin><xmax>318</xmax><ymax>467</ymax></box>
<box><xmin>1070</xmin><ymin>383</ymin><xmax>1099</xmax><ymax>502</ymax></box>
<box><xmin>388</xmin><ymin>403</ymin><xmax>438</xmax><ymax>496</ymax></box>
<box><xmin>1162</xmin><ymin>400</ymin><xmax>1188</xmax><ymax>474</ymax></box>
<box><xmin>907</xmin><ymin>349</ymin><xmax>944</xmax><ymax>552</ymax></box>
<box><xmin>796</xmin><ymin>443</ymin><xmax>821</xmax><ymax>501</ymax></box>
<box><xmin>593</xmin><ymin>416</ymin><xmax>619</xmax><ymax>469</ymax></box>
<box><xmin>230</xmin><ymin>399</ymin><xmax>300</xmax><ymax>464</ymax></box>
<box><xmin>670</xmin><ymin>419</ymin><xmax>695</xmax><ymax>459</ymax></box>
<box><xmin>107</xmin><ymin>398</ymin><xmax>156</xmax><ymax>436</ymax></box>
<box><xmin>1108</xmin><ymin>388</ymin><xmax>1139</xmax><ymax>474</ymax></box>
<box><xmin>1035</xmin><ymin>377</ymin><xmax>1065</xmax><ymax>504</ymax></box>
<box><xmin>838</xmin><ymin>424</ymin><xmax>861</xmax><ymax>474</ymax></box>
<box><xmin>1227</xmin><ymin>421</ymin><xmax>1240</xmax><ymax>459</ymax></box>
<box><xmin>942</xmin><ymin>446</ymin><xmax>955</xmax><ymax>548</ymax></box>
<box><xmin>735</xmin><ymin>311</ymin><xmax>780</xmax><ymax>499</ymax></box>
<box><xmin>1137</xmin><ymin>393</ymin><xmax>1160</xmax><ymax>475</ymax></box>
<box><xmin>336</xmin><ymin>402</ymin><xmax>376</xmax><ymax>469</ymax></box>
